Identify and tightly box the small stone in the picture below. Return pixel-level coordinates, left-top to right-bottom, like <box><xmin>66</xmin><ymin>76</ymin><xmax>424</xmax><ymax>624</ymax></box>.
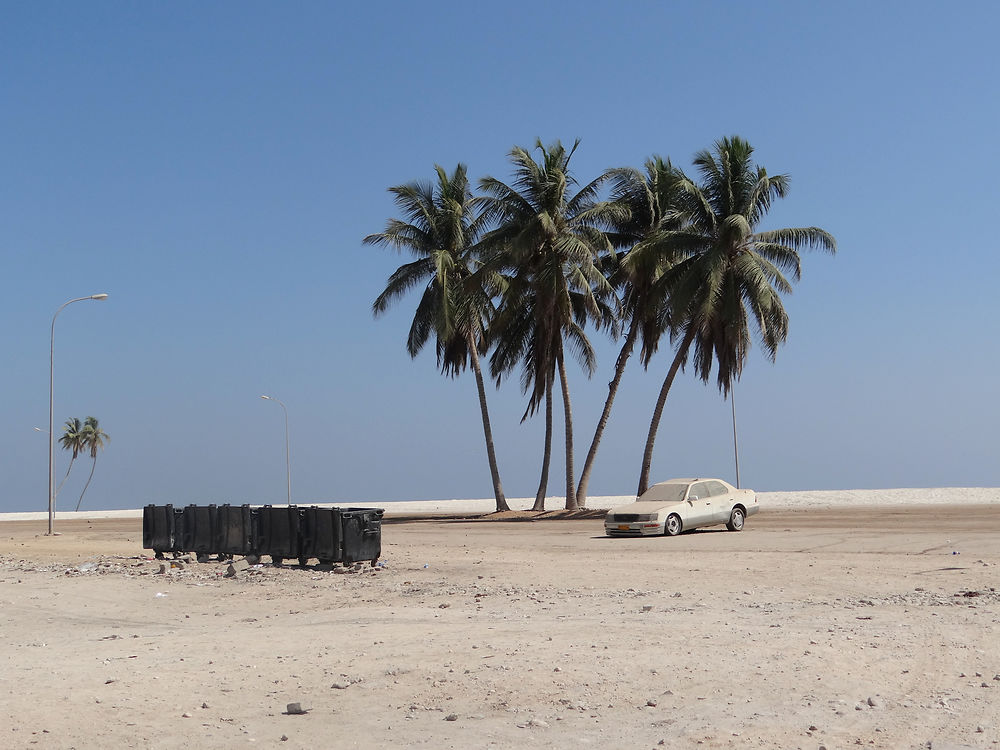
<box><xmin>527</xmin><ymin>718</ymin><xmax>549</xmax><ymax>728</ymax></box>
<box><xmin>867</xmin><ymin>696</ymin><xmax>881</xmax><ymax>708</ymax></box>
<box><xmin>201</xmin><ymin>702</ymin><xmax>209</xmax><ymax>709</ymax></box>
<box><xmin>445</xmin><ymin>714</ymin><xmax>458</xmax><ymax>721</ymax></box>
<box><xmin>809</xmin><ymin>725</ymin><xmax>819</xmax><ymax>731</ymax></box>
<box><xmin>646</xmin><ymin>698</ymin><xmax>657</xmax><ymax>707</ymax></box>
<box><xmin>280</xmin><ymin>736</ymin><xmax>288</xmax><ymax>742</ymax></box>
<box><xmin>641</xmin><ymin>605</ymin><xmax>653</xmax><ymax>612</ymax></box>
<box><xmin>226</xmin><ymin>559</ymin><xmax>251</xmax><ymax>578</ymax></box>
<box><xmin>438</xmin><ymin>603</ymin><xmax>450</xmax><ymax>609</ymax></box>
<box><xmin>182</xmin><ymin>712</ymin><xmax>192</xmax><ymax>718</ymax></box>
<box><xmin>331</xmin><ymin>682</ymin><xmax>350</xmax><ymax>690</ymax></box>
<box><xmin>286</xmin><ymin>702</ymin><xmax>307</xmax><ymax>715</ymax></box>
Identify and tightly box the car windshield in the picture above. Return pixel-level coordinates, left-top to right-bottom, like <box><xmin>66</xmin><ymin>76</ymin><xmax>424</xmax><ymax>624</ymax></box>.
<box><xmin>638</xmin><ymin>483</ymin><xmax>689</xmax><ymax>504</ymax></box>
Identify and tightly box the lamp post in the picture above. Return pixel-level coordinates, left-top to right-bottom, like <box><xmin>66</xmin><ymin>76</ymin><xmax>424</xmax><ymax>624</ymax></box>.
<box><xmin>730</xmin><ymin>380</ymin><xmax>741</xmax><ymax>489</ymax></box>
<box><xmin>48</xmin><ymin>294</ymin><xmax>109</xmax><ymax>535</ymax></box>
<box><xmin>260</xmin><ymin>395</ymin><xmax>291</xmax><ymax>505</ymax></box>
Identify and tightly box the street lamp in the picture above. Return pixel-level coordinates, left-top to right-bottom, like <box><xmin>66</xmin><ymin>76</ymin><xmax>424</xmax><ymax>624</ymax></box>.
<box><xmin>730</xmin><ymin>383</ymin><xmax>741</xmax><ymax>489</ymax></box>
<box><xmin>48</xmin><ymin>293</ymin><xmax>109</xmax><ymax>535</ymax></box>
<box><xmin>260</xmin><ymin>395</ymin><xmax>291</xmax><ymax>505</ymax></box>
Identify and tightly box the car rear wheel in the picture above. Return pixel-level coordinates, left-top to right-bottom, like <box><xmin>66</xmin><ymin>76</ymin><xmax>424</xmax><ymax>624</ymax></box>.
<box><xmin>664</xmin><ymin>514</ymin><xmax>682</xmax><ymax>537</ymax></box>
<box><xmin>726</xmin><ymin>507</ymin><xmax>745</xmax><ymax>531</ymax></box>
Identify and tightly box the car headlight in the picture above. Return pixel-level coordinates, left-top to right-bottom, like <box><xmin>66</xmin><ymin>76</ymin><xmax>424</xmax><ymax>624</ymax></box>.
<box><xmin>635</xmin><ymin>514</ymin><xmax>657</xmax><ymax>522</ymax></box>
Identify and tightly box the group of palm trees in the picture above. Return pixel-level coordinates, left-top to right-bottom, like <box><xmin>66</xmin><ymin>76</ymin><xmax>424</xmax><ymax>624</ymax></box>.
<box><xmin>57</xmin><ymin>416</ymin><xmax>110</xmax><ymax>511</ymax></box>
<box><xmin>366</xmin><ymin>136</ymin><xmax>835</xmax><ymax>513</ymax></box>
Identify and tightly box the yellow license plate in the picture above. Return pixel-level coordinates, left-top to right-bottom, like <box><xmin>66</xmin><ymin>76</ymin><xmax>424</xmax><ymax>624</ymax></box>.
<box><xmin>618</xmin><ymin>524</ymin><xmax>629</xmax><ymax>530</ymax></box>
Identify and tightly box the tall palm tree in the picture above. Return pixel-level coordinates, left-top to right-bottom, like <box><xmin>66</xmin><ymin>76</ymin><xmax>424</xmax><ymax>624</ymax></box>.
<box><xmin>76</xmin><ymin>416</ymin><xmax>109</xmax><ymax>511</ymax></box>
<box><xmin>575</xmin><ymin>157</ymin><xmax>688</xmax><ymax>506</ymax></box>
<box><xmin>57</xmin><ymin>417</ymin><xmax>85</xmax><ymax>496</ymax></box>
<box><xmin>478</xmin><ymin>139</ymin><xmax>615</xmax><ymax>510</ymax></box>
<box><xmin>365</xmin><ymin>164</ymin><xmax>510</xmax><ymax>512</ymax></box>
<box><xmin>631</xmin><ymin>136</ymin><xmax>836</xmax><ymax>495</ymax></box>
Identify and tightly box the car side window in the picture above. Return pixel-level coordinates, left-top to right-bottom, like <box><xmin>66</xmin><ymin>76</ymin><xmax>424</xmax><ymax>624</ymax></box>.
<box><xmin>689</xmin><ymin>482</ymin><xmax>710</xmax><ymax>500</ymax></box>
<box><xmin>706</xmin><ymin>481</ymin><xmax>728</xmax><ymax>497</ymax></box>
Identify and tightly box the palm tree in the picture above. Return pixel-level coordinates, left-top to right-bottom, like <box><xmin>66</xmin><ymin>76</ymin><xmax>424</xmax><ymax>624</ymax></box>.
<box><xmin>575</xmin><ymin>157</ymin><xmax>688</xmax><ymax>506</ymax></box>
<box><xmin>631</xmin><ymin>136</ymin><xmax>836</xmax><ymax>495</ymax></box>
<box><xmin>365</xmin><ymin>164</ymin><xmax>510</xmax><ymax>512</ymax></box>
<box><xmin>478</xmin><ymin>139</ymin><xmax>615</xmax><ymax>510</ymax></box>
<box><xmin>57</xmin><ymin>417</ymin><xmax>86</xmax><ymax>496</ymax></box>
<box><xmin>76</xmin><ymin>416</ymin><xmax>110</xmax><ymax>511</ymax></box>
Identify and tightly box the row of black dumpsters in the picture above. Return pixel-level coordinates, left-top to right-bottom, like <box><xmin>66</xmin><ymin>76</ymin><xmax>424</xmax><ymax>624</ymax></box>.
<box><xmin>142</xmin><ymin>504</ymin><xmax>384</xmax><ymax>567</ymax></box>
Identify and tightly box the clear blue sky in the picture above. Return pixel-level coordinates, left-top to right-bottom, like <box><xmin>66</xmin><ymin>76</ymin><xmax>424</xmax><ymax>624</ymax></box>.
<box><xmin>3</xmin><ymin>1</ymin><xmax>998</xmax><ymax>512</ymax></box>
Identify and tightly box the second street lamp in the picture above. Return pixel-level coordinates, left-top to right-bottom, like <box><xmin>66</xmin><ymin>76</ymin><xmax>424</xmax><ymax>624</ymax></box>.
<box><xmin>48</xmin><ymin>293</ymin><xmax>109</xmax><ymax>535</ymax></box>
<box><xmin>260</xmin><ymin>395</ymin><xmax>291</xmax><ymax>505</ymax></box>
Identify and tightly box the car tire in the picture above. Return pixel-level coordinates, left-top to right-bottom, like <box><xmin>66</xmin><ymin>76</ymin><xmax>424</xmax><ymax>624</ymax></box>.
<box><xmin>726</xmin><ymin>507</ymin><xmax>745</xmax><ymax>531</ymax></box>
<box><xmin>664</xmin><ymin>514</ymin><xmax>682</xmax><ymax>537</ymax></box>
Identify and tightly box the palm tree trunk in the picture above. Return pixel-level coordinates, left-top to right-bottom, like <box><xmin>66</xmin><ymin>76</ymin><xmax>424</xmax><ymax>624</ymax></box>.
<box><xmin>467</xmin><ymin>335</ymin><xmax>509</xmax><ymax>512</ymax></box>
<box><xmin>637</xmin><ymin>327</ymin><xmax>697</xmax><ymax>496</ymax></box>
<box><xmin>56</xmin><ymin>456</ymin><xmax>76</xmax><ymax>496</ymax></box>
<box><xmin>557</xmin><ymin>351</ymin><xmax>577</xmax><ymax>510</ymax></box>
<box><xmin>76</xmin><ymin>457</ymin><xmax>97</xmax><ymax>512</ymax></box>
<box><xmin>576</xmin><ymin>318</ymin><xmax>639</xmax><ymax>506</ymax></box>
<box><xmin>532</xmin><ymin>380</ymin><xmax>553</xmax><ymax>511</ymax></box>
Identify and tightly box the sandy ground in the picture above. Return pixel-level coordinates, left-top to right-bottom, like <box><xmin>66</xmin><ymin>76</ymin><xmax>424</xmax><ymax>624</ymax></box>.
<box><xmin>2</xmin><ymin>505</ymin><xmax>1000</xmax><ymax>750</ymax></box>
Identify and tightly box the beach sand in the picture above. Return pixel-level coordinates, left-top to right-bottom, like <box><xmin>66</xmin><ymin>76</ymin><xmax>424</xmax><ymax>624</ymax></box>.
<box><xmin>2</xmin><ymin>491</ymin><xmax>1000</xmax><ymax>749</ymax></box>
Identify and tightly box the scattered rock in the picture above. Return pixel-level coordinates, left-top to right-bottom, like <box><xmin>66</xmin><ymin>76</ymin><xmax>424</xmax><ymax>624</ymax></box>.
<box><xmin>445</xmin><ymin>714</ymin><xmax>458</xmax><ymax>721</ymax></box>
<box><xmin>867</xmin><ymin>696</ymin><xmax>882</xmax><ymax>708</ymax></box>
<box><xmin>285</xmin><ymin>703</ymin><xmax>308</xmax><ymax>715</ymax></box>
<box><xmin>646</xmin><ymin>698</ymin><xmax>657</xmax><ymax>707</ymax></box>
<box><xmin>331</xmin><ymin>682</ymin><xmax>350</xmax><ymax>690</ymax></box>
<box><xmin>182</xmin><ymin>712</ymin><xmax>192</xmax><ymax>718</ymax></box>
<box><xmin>225</xmin><ymin>559</ymin><xmax>251</xmax><ymax>577</ymax></box>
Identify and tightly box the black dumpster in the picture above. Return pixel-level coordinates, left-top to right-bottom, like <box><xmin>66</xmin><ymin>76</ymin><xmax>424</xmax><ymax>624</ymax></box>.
<box><xmin>299</xmin><ymin>506</ymin><xmax>343</xmax><ymax>566</ymax></box>
<box><xmin>217</xmin><ymin>504</ymin><xmax>254</xmax><ymax>558</ymax></box>
<box><xmin>340</xmin><ymin>507</ymin><xmax>383</xmax><ymax>565</ymax></box>
<box><xmin>143</xmin><ymin>504</ymin><xmax>175</xmax><ymax>559</ymax></box>
<box><xmin>182</xmin><ymin>504</ymin><xmax>219</xmax><ymax>562</ymax></box>
<box><xmin>256</xmin><ymin>505</ymin><xmax>300</xmax><ymax>565</ymax></box>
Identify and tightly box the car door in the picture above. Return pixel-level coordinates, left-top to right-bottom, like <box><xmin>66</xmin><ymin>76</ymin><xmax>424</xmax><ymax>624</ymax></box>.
<box><xmin>685</xmin><ymin>482</ymin><xmax>715</xmax><ymax>528</ymax></box>
<box><xmin>705</xmin><ymin>480</ymin><xmax>734</xmax><ymax>524</ymax></box>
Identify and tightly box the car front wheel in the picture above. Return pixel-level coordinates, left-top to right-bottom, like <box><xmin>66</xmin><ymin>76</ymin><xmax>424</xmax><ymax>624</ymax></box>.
<box><xmin>726</xmin><ymin>507</ymin><xmax>745</xmax><ymax>531</ymax></box>
<box><xmin>664</xmin><ymin>514</ymin><xmax>682</xmax><ymax>537</ymax></box>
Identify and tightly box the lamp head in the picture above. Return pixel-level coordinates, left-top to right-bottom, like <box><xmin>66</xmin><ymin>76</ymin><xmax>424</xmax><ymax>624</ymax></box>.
<box><xmin>90</xmin><ymin>294</ymin><xmax>109</xmax><ymax>300</ymax></box>
<box><xmin>260</xmin><ymin>395</ymin><xmax>271</xmax><ymax>400</ymax></box>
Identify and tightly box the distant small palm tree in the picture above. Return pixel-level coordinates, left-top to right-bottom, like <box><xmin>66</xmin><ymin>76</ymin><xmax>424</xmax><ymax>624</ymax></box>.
<box><xmin>57</xmin><ymin>417</ymin><xmax>86</xmax><ymax>497</ymax></box>
<box><xmin>76</xmin><ymin>416</ymin><xmax>110</xmax><ymax>512</ymax></box>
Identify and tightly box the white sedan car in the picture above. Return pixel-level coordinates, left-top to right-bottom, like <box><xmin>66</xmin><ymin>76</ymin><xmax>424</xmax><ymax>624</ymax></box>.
<box><xmin>604</xmin><ymin>478</ymin><xmax>758</xmax><ymax>537</ymax></box>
